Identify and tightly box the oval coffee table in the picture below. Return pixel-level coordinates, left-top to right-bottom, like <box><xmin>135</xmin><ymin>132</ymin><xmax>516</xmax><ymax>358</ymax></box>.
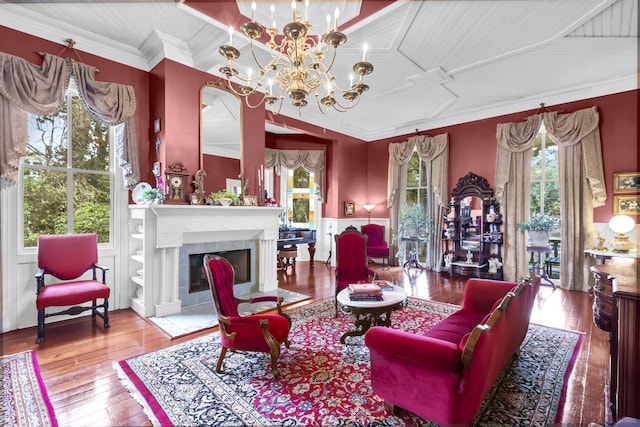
<box><xmin>336</xmin><ymin>286</ymin><xmax>407</xmax><ymax>344</ymax></box>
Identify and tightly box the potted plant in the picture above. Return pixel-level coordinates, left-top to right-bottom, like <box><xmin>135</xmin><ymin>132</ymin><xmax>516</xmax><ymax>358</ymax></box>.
<box><xmin>517</xmin><ymin>213</ymin><xmax>561</xmax><ymax>246</ymax></box>
<box><xmin>141</xmin><ymin>188</ymin><xmax>164</xmax><ymax>204</ymax></box>
<box><xmin>208</xmin><ymin>190</ymin><xmax>241</xmax><ymax>206</ymax></box>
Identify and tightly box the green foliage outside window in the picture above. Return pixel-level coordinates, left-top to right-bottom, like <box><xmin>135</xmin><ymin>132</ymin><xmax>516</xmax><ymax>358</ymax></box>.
<box><xmin>404</xmin><ymin>152</ymin><xmax>429</xmax><ymax>259</ymax></box>
<box><xmin>530</xmin><ymin>126</ymin><xmax>560</xmax><ymax>218</ymax></box>
<box><xmin>23</xmin><ymin>92</ymin><xmax>112</xmax><ymax>247</ymax></box>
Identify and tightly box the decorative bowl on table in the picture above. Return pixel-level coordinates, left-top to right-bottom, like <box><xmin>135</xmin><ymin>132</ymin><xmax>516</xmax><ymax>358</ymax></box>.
<box><xmin>218</xmin><ymin>198</ymin><xmax>233</xmax><ymax>206</ymax></box>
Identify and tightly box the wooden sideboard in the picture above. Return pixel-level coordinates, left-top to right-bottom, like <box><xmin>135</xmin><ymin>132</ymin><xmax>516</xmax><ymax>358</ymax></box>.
<box><xmin>590</xmin><ymin>261</ymin><xmax>640</xmax><ymax>421</ymax></box>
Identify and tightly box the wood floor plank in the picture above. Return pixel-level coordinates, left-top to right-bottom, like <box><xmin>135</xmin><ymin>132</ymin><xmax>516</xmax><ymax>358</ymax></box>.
<box><xmin>0</xmin><ymin>262</ymin><xmax>608</xmax><ymax>426</ymax></box>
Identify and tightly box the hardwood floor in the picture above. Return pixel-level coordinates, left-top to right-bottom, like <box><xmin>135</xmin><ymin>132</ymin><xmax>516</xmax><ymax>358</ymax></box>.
<box><xmin>1</xmin><ymin>262</ymin><xmax>609</xmax><ymax>426</ymax></box>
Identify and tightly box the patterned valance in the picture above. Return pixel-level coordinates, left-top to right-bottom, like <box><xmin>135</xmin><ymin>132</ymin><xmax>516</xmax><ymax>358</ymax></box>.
<box><xmin>0</xmin><ymin>51</ymin><xmax>139</xmax><ymax>189</ymax></box>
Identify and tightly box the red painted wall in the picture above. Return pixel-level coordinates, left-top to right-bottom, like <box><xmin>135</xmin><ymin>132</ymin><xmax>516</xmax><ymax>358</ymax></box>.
<box><xmin>148</xmin><ymin>59</ymin><xmax>265</xmax><ymax>199</ymax></box>
<box><xmin>265</xmin><ymin>114</ymin><xmax>368</xmax><ymax>219</ymax></box>
<box><xmin>369</xmin><ymin>89</ymin><xmax>639</xmax><ymax>222</ymax></box>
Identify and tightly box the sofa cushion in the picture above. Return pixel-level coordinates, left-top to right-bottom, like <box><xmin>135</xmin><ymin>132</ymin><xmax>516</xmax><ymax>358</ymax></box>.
<box><xmin>423</xmin><ymin>307</ymin><xmax>486</xmax><ymax>344</ymax></box>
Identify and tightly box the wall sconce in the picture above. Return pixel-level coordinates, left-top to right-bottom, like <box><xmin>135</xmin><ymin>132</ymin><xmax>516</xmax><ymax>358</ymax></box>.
<box><xmin>608</xmin><ymin>214</ymin><xmax>636</xmax><ymax>252</ymax></box>
<box><xmin>363</xmin><ymin>204</ymin><xmax>375</xmax><ymax>224</ymax></box>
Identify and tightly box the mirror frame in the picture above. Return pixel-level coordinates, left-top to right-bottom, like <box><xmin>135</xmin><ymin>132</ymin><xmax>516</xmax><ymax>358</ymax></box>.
<box><xmin>450</xmin><ymin>172</ymin><xmax>496</xmax><ymax>250</ymax></box>
<box><xmin>199</xmin><ymin>80</ymin><xmax>244</xmax><ymax>178</ymax></box>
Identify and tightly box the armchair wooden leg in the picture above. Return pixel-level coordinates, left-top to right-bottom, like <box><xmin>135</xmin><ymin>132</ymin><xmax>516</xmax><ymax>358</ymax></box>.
<box><xmin>103</xmin><ymin>298</ymin><xmax>110</xmax><ymax>328</ymax></box>
<box><xmin>216</xmin><ymin>347</ymin><xmax>228</xmax><ymax>373</ymax></box>
<box><xmin>36</xmin><ymin>309</ymin><xmax>45</xmax><ymax>344</ymax></box>
<box><xmin>259</xmin><ymin>319</ymin><xmax>282</xmax><ymax>378</ymax></box>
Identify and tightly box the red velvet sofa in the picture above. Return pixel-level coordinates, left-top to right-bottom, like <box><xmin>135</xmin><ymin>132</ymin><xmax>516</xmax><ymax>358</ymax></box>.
<box><xmin>364</xmin><ymin>276</ymin><xmax>540</xmax><ymax>426</ymax></box>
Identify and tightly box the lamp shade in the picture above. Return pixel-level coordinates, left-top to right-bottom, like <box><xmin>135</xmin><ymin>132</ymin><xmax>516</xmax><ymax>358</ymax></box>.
<box><xmin>608</xmin><ymin>214</ymin><xmax>636</xmax><ymax>252</ymax></box>
<box><xmin>608</xmin><ymin>215</ymin><xmax>635</xmax><ymax>234</ymax></box>
<box><xmin>362</xmin><ymin>204</ymin><xmax>375</xmax><ymax>212</ymax></box>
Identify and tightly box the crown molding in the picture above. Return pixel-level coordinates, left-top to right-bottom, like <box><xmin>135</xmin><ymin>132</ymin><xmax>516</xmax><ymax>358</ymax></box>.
<box><xmin>0</xmin><ymin>5</ymin><xmax>150</xmax><ymax>71</ymax></box>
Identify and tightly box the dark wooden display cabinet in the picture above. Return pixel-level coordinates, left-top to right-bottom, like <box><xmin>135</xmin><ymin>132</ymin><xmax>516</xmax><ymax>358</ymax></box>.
<box><xmin>442</xmin><ymin>172</ymin><xmax>504</xmax><ymax>280</ymax></box>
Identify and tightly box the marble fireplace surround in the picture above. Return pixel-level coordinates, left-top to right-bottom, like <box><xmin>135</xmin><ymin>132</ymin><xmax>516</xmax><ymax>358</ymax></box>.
<box><xmin>131</xmin><ymin>205</ymin><xmax>282</xmax><ymax>317</ymax></box>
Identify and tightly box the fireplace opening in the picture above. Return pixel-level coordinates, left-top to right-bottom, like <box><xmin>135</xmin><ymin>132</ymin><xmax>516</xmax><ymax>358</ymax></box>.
<box><xmin>189</xmin><ymin>250</ymin><xmax>250</xmax><ymax>294</ymax></box>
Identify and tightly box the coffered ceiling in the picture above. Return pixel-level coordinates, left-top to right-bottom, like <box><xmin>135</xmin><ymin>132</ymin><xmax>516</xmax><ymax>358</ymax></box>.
<box><xmin>0</xmin><ymin>0</ymin><xmax>636</xmax><ymax>141</ymax></box>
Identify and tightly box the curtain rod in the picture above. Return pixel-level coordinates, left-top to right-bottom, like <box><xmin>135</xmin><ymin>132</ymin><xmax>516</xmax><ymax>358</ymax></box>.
<box><xmin>38</xmin><ymin>38</ymin><xmax>100</xmax><ymax>72</ymax></box>
<box><xmin>535</xmin><ymin>102</ymin><xmax>563</xmax><ymax>115</ymax></box>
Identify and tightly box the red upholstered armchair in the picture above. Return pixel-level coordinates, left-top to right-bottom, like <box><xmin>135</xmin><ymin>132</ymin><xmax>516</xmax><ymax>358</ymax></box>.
<box><xmin>35</xmin><ymin>233</ymin><xmax>110</xmax><ymax>343</ymax></box>
<box><xmin>361</xmin><ymin>224</ymin><xmax>390</xmax><ymax>269</ymax></box>
<box><xmin>334</xmin><ymin>226</ymin><xmax>377</xmax><ymax>314</ymax></box>
<box><xmin>203</xmin><ymin>254</ymin><xmax>291</xmax><ymax>378</ymax></box>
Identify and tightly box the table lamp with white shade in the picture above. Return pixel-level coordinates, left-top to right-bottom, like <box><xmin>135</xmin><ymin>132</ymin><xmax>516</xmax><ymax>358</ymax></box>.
<box><xmin>608</xmin><ymin>214</ymin><xmax>636</xmax><ymax>252</ymax></box>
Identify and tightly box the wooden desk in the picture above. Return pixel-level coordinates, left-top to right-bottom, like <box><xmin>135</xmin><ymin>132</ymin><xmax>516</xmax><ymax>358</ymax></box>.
<box><xmin>590</xmin><ymin>262</ymin><xmax>640</xmax><ymax>421</ymax></box>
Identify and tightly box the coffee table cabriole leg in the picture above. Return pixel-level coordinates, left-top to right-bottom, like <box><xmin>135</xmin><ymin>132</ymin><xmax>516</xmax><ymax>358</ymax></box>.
<box><xmin>339</xmin><ymin>303</ymin><xmax>404</xmax><ymax>344</ymax></box>
<box><xmin>339</xmin><ymin>310</ymin><xmax>374</xmax><ymax>344</ymax></box>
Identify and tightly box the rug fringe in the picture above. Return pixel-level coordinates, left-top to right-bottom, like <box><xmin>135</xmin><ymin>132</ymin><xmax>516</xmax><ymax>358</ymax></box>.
<box><xmin>112</xmin><ymin>361</ymin><xmax>162</xmax><ymax>427</ymax></box>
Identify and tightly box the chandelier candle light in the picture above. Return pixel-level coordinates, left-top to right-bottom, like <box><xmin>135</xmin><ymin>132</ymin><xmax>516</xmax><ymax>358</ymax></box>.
<box><xmin>218</xmin><ymin>1</ymin><xmax>373</xmax><ymax>114</ymax></box>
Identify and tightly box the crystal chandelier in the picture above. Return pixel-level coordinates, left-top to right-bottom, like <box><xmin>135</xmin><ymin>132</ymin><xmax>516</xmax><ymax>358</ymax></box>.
<box><xmin>217</xmin><ymin>1</ymin><xmax>373</xmax><ymax>114</ymax></box>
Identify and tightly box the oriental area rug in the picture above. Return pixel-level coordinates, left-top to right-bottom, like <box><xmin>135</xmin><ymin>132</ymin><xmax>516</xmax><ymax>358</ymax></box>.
<box><xmin>115</xmin><ymin>298</ymin><xmax>582</xmax><ymax>427</ymax></box>
<box><xmin>1</xmin><ymin>350</ymin><xmax>58</xmax><ymax>427</ymax></box>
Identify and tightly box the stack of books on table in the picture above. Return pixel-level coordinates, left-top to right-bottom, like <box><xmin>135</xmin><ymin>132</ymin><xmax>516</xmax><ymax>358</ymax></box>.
<box><xmin>348</xmin><ymin>283</ymin><xmax>383</xmax><ymax>301</ymax></box>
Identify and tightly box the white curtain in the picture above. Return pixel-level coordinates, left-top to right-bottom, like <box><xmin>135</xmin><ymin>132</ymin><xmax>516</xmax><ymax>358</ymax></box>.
<box><xmin>495</xmin><ymin>115</ymin><xmax>541</xmax><ymax>282</ymax></box>
<box><xmin>496</xmin><ymin>107</ymin><xmax>606</xmax><ymax>290</ymax></box>
<box><xmin>543</xmin><ymin>107</ymin><xmax>605</xmax><ymax>292</ymax></box>
<box><xmin>265</xmin><ymin>148</ymin><xmax>325</xmax><ymax>202</ymax></box>
<box><xmin>387</xmin><ymin>133</ymin><xmax>448</xmax><ymax>269</ymax></box>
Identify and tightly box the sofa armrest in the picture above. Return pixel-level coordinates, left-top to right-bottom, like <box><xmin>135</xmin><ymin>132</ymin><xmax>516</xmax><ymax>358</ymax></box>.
<box><xmin>462</xmin><ymin>278</ymin><xmax>517</xmax><ymax>313</ymax></box>
<box><xmin>365</xmin><ymin>327</ymin><xmax>462</xmax><ymax>373</ymax></box>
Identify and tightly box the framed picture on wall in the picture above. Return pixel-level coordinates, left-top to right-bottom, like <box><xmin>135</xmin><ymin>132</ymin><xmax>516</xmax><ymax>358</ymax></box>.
<box><xmin>613</xmin><ymin>172</ymin><xmax>640</xmax><ymax>193</ymax></box>
<box><xmin>344</xmin><ymin>201</ymin><xmax>355</xmax><ymax>216</ymax></box>
<box><xmin>613</xmin><ymin>195</ymin><xmax>640</xmax><ymax>215</ymax></box>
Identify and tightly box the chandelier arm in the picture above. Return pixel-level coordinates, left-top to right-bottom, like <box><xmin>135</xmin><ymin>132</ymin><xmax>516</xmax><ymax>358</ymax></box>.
<box><xmin>222</xmin><ymin>80</ymin><xmax>249</xmax><ymax>98</ymax></box>
<box><xmin>322</xmin><ymin>47</ymin><xmax>339</xmax><ymax>74</ymax></box>
<box><xmin>247</xmin><ymin>39</ymin><xmax>271</xmax><ymax>73</ymax></box>
<box><xmin>332</xmin><ymin>95</ymin><xmax>361</xmax><ymax>111</ymax></box>
<box><xmin>269</xmin><ymin>97</ymin><xmax>284</xmax><ymax>115</ymax></box>
<box><xmin>243</xmin><ymin>93</ymin><xmax>269</xmax><ymax>109</ymax></box>
<box><xmin>314</xmin><ymin>95</ymin><xmax>332</xmax><ymax>115</ymax></box>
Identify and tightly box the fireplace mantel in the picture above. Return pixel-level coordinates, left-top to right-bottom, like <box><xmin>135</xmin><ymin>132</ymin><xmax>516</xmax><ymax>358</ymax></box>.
<box><xmin>128</xmin><ymin>205</ymin><xmax>281</xmax><ymax>317</ymax></box>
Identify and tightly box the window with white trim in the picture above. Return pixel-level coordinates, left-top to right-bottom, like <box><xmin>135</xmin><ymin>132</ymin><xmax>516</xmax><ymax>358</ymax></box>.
<box><xmin>21</xmin><ymin>79</ymin><xmax>113</xmax><ymax>248</ymax></box>
<box><xmin>531</xmin><ymin>123</ymin><xmax>560</xmax><ymax>219</ymax></box>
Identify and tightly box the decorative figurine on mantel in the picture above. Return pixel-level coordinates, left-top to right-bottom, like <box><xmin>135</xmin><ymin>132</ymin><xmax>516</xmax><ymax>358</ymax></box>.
<box><xmin>191</xmin><ymin>169</ymin><xmax>206</xmax><ymax>205</ymax></box>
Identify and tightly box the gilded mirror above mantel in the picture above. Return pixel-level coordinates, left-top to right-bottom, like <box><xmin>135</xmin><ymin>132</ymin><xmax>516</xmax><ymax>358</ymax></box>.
<box><xmin>200</xmin><ymin>81</ymin><xmax>243</xmax><ymax>194</ymax></box>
